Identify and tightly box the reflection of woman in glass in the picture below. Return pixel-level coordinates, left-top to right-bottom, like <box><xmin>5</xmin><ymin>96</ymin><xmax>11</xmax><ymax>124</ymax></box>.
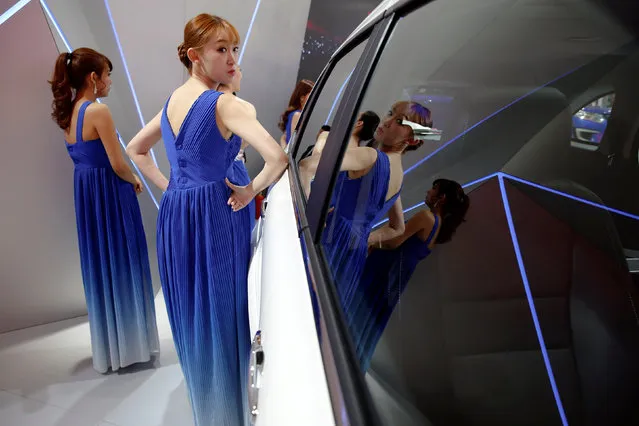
<box><xmin>312</xmin><ymin>110</ymin><xmax>380</xmax><ymax>155</ymax></box>
<box><xmin>278</xmin><ymin>79</ymin><xmax>314</xmax><ymax>148</ymax></box>
<box><xmin>355</xmin><ymin>179</ymin><xmax>469</xmax><ymax>371</ymax></box>
<box><xmin>299</xmin><ymin>101</ymin><xmax>432</xmax><ymax>314</ymax></box>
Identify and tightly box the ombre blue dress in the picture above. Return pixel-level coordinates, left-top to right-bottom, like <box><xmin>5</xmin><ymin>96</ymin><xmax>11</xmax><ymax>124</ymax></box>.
<box><xmin>158</xmin><ymin>90</ymin><xmax>250</xmax><ymax>426</ymax></box>
<box><xmin>227</xmin><ymin>151</ymin><xmax>255</xmax><ymax>231</ymax></box>
<box><xmin>321</xmin><ymin>151</ymin><xmax>400</xmax><ymax>316</ymax></box>
<box><xmin>66</xmin><ymin>101</ymin><xmax>159</xmax><ymax>374</ymax></box>
<box><xmin>353</xmin><ymin>215</ymin><xmax>440</xmax><ymax>371</ymax></box>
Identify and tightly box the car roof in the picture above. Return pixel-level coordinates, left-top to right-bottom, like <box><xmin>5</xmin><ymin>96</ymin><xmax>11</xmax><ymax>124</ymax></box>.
<box><xmin>340</xmin><ymin>0</ymin><xmax>400</xmax><ymax>48</ymax></box>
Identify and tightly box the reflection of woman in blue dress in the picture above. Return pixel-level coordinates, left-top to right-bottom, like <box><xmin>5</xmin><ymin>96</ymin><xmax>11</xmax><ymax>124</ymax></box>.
<box><xmin>278</xmin><ymin>79</ymin><xmax>314</xmax><ymax>148</ymax></box>
<box><xmin>127</xmin><ymin>14</ymin><xmax>287</xmax><ymax>426</ymax></box>
<box><xmin>49</xmin><ymin>48</ymin><xmax>159</xmax><ymax>373</ymax></box>
<box><xmin>299</xmin><ymin>101</ymin><xmax>433</xmax><ymax>314</ymax></box>
<box><xmin>355</xmin><ymin>179</ymin><xmax>469</xmax><ymax>371</ymax></box>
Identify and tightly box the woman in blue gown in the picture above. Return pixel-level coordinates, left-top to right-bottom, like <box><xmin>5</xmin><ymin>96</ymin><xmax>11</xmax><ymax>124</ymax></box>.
<box><xmin>299</xmin><ymin>101</ymin><xmax>433</xmax><ymax>319</ymax></box>
<box><xmin>49</xmin><ymin>48</ymin><xmax>159</xmax><ymax>373</ymax></box>
<box><xmin>355</xmin><ymin>179</ymin><xmax>469</xmax><ymax>371</ymax></box>
<box><xmin>126</xmin><ymin>14</ymin><xmax>287</xmax><ymax>426</ymax></box>
<box><xmin>278</xmin><ymin>79</ymin><xmax>314</xmax><ymax>148</ymax></box>
<box><xmin>220</xmin><ymin>66</ymin><xmax>256</xmax><ymax>232</ymax></box>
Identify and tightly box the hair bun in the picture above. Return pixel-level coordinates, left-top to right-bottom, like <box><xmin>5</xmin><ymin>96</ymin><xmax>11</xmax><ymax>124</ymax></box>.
<box><xmin>177</xmin><ymin>43</ymin><xmax>190</xmax><ymax>68</ymax></box>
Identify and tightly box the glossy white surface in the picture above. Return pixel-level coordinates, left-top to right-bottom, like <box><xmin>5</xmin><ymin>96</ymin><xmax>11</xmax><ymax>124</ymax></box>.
<box><xmin>254</xmin><ymin>173</ymin><xmax>335</xmax><ymax>426</ymax></box>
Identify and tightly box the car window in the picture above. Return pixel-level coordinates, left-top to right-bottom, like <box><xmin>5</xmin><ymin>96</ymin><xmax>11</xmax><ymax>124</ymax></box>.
<box><xmin>298</xmin><ymin>1</ymin><xmax>639</xmax><ymax>425</ymax></box>
<box><xmin>293</xmin><ymin>40</ymin><xmax>369</xmax><ymax>170</ymax></box>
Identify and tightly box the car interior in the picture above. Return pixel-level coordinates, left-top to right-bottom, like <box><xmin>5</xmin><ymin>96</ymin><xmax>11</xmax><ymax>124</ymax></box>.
<box><xmin>290</xmin><ymin>1</ymin><xmax>639</xmax><ymax>425</ymax></box>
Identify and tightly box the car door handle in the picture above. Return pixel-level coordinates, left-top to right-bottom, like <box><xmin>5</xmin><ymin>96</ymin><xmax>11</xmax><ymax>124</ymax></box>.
<box><xmin>248</xmin><ymin>330</ymin><xmax>264</xmax><ymax>424</ymax></box>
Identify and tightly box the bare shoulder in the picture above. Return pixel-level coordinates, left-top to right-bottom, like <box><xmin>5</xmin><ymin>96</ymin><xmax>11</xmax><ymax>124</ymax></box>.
<box><xmin>218</xmin><ymin>93</ymin><xmax>256</xmax><ymax>117</ymax></box>
<box><xmin>359</xmin><ymin>146</ymin><xmax>379</xmax><ymax>160</ymax></box>
<box><xmin>85</xmin><ymin>102</ymin><xmax>111</xmax><ymax>120</ymax></box>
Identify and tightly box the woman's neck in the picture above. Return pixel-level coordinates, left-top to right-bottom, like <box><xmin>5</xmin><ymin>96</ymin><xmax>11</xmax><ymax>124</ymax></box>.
<box><xmin>75</xmin><ymin>88</ymin><xmax>97</xmax><ymax>103</ymax></box>
<box><xmin>348</xmin><ymin>135</ymin><xmax>360</xmax><ymax>149</ymax></box>
<box><xmin>189</xmin><ymin>74</ymin><xmax>219</xmax><ymax>91</ymax></box>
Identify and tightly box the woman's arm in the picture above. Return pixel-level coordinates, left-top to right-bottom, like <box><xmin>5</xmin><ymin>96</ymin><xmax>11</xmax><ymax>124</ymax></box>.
<box><xmin>372</xmin><ymin>209</ymin><xmax>434</xmax><ymax>250</ymax></box>
<box><xmin>126</xmin><ymin>111</ymin><xmax>170</xmax><ymax>192</ymax></box>
<box><xmin>369</xmin><ymin>196</ymin><xmax>407</xmax><ymax>249</ymax></box>
<box><xmin>312</xmin><ymin>131</ymin><xmax>329</xmax><ymax>156</ymax></box>
<box><xmin>91</xmin><ymin>104</ymin><xmax>139</xmax><ymax>186</ymax></box>
<box><xmin>299</xmin><ymin>145</ymin><xmax>377</xmax><ymax>180</ymax></box>
<box><xmin>218</xmin><ymin>95</ymin><xmax>288</xmax><ymax>210</ymax></box>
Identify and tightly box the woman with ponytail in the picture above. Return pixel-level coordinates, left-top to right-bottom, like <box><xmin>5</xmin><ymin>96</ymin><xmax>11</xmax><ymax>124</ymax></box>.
<box><xmin>49</xmin><ymin>48</ymin><xmax>159</xmax><ymax>374</ymax></box>
<box><xmin>349</xmin><ymin>179</ymin><xmax>469</xmax><ymax>371</ymax></box>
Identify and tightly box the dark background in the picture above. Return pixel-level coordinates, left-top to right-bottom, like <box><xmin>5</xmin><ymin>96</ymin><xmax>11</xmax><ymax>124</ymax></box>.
<box><xmin>297</xmin><ymin>0</ymin><xmax>381</xmax><ymax>82</ymax></box>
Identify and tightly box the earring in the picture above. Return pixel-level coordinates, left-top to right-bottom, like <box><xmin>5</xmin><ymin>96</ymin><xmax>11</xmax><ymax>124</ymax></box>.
<box><xmin>93</xmin><ymin>82</ymin><xmax>97</xmax><ymax>96</ymax></box>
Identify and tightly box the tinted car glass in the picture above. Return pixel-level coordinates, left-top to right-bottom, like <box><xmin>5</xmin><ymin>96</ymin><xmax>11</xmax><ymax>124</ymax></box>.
<box><xmin>298</xmin><ymin>1</ymin><xmax>639</xmax><ymax>425</ymax></box>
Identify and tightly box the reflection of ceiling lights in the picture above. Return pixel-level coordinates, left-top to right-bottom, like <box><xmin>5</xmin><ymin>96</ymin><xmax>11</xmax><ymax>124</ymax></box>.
<box><xmin>575</xmin><ymin>110</ymin><xmax>606</xmax><ymax>123</ymax></box>
<box><xmin>402</xmin><ymin>120</ymin><xmax>442</xmax><ymax>141</ymax></box>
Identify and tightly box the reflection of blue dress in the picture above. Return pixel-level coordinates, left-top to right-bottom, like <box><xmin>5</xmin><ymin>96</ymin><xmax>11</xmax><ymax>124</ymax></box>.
<box><xmin>158</xmin><ymin>90</ymin><xmax>250</xmax><ymax>426</ymax></box>
<box><xmin>66</xmin><ymin>101</ymin><xmax>159</xmax><ymax>374</ymax></box>
<box><xmin>354</xmin><ymin>215</ymin><xmax>440</xmax><ymax>371</ymax></box>
<box><xmin>227</xmin><ymin>154</ymin><xmax>255</xmax><ymax>231</ymax></box>
<box><xmin>322</xmin><ymin>151</ymin><xmax>400</xmax><ymax>314</ymax></box>
<box><xmin>285</xmin><ymin>109</ymin><xmax>300</xmax><ymax>144</ymax></box>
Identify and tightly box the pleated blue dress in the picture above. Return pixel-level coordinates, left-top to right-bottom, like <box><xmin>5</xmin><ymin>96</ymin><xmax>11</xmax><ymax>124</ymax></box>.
<box><xmin>321</xmin><ymin>151</ymin><xmax>400</xmax><ymax>318</ymax></box>
<box><xmin>353</xmin><ymin>215</ymin><xmax>440</xmax><ymax>371</ymax></box>
<box><xmin>157</xmin><ymin>90</ymin><xmax>250</xmax><ymax>426</ymax></box>
<box><xmin>66</xmin><ymin>101</ymin><xmax>159</xmax><ymax>374</ymax></box>
<box><xmin>227</xmin><ymin>152</ymin><xmax>255</xmax><ymax>232</ymax></box>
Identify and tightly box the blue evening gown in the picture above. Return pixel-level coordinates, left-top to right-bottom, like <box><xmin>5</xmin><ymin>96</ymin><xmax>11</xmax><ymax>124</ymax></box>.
<box><xmin>321</xmin><ymin>150</ymin><xmax>400</xmax><ymax>322</ymax></box>
<box><xmin>227</xmin><ymin>151</ymin><xmax>255</xmax><ymax>232</ymax></box>
<box><xmin>66</xmin><ymin>101</ymin><xmax>159</xmax><ymax>374</ymax></box>
<box><xmin>157</xmin><ymin>90</ymin><xmax>251</xmax><ymax>426</ymax></box>
<box><xmin>354</xmin><ymin>214</ymin><xmax>440</xmax><ymax>371</ymax></box>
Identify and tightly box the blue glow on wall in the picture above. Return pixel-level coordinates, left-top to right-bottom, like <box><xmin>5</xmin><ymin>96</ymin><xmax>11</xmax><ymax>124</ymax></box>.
<box><xmin>502</xmin><ymin>172</ymin><xmax>639</xmax><ymax>222</ymax></box>
<box><xmin>498</xmin><ymin>173</ymin><xmax>569</xmax><ymax>426</ymax></box>
<box><xmin>0</xmin><ymin>0</ymin><xmax>31</xmax><ymax>26</ymax></box>
<box><xmin>39</xmin><ymin>0</ymin><xmax>159</xmax><ymax>209</ymax></box>
<box><xmin>373</xmin><ymin>172</ymin><xmax>499</xmax><ymax>228</ymax></box>
<box><xmin>238</xmin><ymin>0</ymin><xmax>262</xmax><ymax>64</ymax></box>
<box><xmin>103</xmin><ymin>0</ymin><xmax>158</xmax><ymax>167</ymax></box>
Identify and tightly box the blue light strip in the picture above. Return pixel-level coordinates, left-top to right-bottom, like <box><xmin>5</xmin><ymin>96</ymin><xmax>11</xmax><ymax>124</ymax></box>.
<box><xmin>39</xmin><ymin>0</ymin><xmax>159</xmax><ymax>209</ymax></box>
<box><xmin>326</xmin><ymin>68</ymin><xmax>355</xmax><ymax>124</ymax></box>
<box><xmin>373</xmin><ymin>172</ymin><xmax>499</xmax><ymax>228</ymax></box>
<box><xmin>502</xmin><ymin>172</ymin><xmax>639</xmax><ymax>222</ymax></box>
<box><xmin>404</xmin><ymin>64</ymin><xmax>584</xmax><ymax>176</ymax></box>
<box><xmin>238</xmin><ymin>0</ymin><xmax>262</xmax><ymax>64</ymax></box>
<box><xmin>103</xmin><ymin>0</ymin><xmax>158</xmax><ymax>167</ymax></box>
<box><xmin>0</xmin><ymin>0</ymin><xmax>31</xmax><ymax>26</ymax></box>
<box><xmin>498</xmin><ymin>173</ymin><xmax>569</xmax><ymax>426</ymax></box>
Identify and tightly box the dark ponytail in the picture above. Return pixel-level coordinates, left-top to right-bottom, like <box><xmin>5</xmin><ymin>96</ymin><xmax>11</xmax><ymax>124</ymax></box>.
<box><xmin>433</xmin><ymin>179</ymin><xmax>469</xmax><ymax>244</ymax></box>
<box><xmin>49</xmin><ymin>48</ymin><xmax>112</xmax><ymax>130</ymax></box>
<box><xmin>49</xmin><ymin>53</ymin><xmax>74</xmax><ymax>130</ymax></box>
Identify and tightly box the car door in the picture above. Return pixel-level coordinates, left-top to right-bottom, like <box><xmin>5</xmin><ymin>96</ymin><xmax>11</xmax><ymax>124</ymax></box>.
<box><xmin>288</xmin><ymin>0</ymin><xmax>639</xmax><ymax>426</ymax></box>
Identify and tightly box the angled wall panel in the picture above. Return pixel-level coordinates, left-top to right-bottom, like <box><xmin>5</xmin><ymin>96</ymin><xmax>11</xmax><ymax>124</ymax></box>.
<box><xmin>41</xmin><ymin>0</ymin><xmax>163</xmax><ymax>292</ymax></box>
<box><xmin>0</xmin><ymin>1</ymin><xmax>87</xmax><ymax>332</ymax></box>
